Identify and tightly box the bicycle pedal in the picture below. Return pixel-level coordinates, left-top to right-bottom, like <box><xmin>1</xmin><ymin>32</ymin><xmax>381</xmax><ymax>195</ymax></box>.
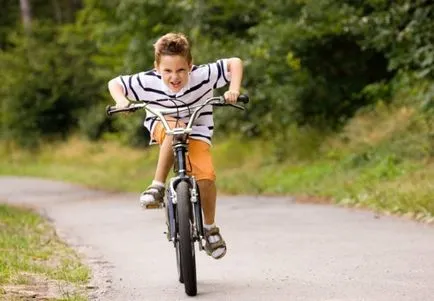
<box><xmin>144</xmin><ymin>202</ymin><xmax>164</xmax><ymax>209</ymax></box>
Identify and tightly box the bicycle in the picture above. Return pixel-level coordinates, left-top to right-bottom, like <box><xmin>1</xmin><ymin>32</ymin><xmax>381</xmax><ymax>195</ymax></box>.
<box><xmin>106</xmin><ymin>94</ymin><xmax>249</xmax><ymax>296</ymax></box>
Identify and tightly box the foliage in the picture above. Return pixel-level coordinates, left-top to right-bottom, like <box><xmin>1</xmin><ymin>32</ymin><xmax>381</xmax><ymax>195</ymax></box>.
<box><xmin>0</xmin><ymin>0</ymin><xmax>433</xmax><ymax>149</ymax></box>
<box><xmin>1</xmin><ymin>99</ymin><xmax>433</xmax><ymax>220</ymax></box>
<box><xmin>0</xmin><ymin>22</ymin><xmax>103</xmax><ymax>147</ymax></box>
<box><xmin>348</xmin><ymin>0</ymin><xmax>434</xmax><ymax>78</ymax></box>
<box><xmin>0</xmin><ymin>0</ymin><xmax>19</xmax><ymax>50</ymax></box>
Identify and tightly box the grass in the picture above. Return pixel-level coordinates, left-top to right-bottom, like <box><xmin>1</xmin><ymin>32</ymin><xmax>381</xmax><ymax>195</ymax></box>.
<box><xmin>0</xmin><ymin>204</ymin><xmax>90</xmax><ymax>300</ymax></box>
<box><xmin>0</xmin><ymin>103</ymin><xmax>433</xmax><ymax>223</ymax></box>
<box><xmin>0</xmin><ymin>137</ymin><xmax>158</xmax><ymax>192</ymax></box>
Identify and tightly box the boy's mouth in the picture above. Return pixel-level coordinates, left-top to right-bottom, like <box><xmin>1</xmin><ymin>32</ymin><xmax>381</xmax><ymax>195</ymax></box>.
<box><xmin>170</xmin><ymin>81</ymin><xmax>181</xmax><ymax>90</ymax></box>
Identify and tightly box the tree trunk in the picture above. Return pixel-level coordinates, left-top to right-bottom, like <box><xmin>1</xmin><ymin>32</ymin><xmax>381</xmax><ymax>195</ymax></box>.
<box><xmin>52</xmin><ymin>0</ymin><xmax>63</xmax><ymax>23</ymax></box>
<box><xmin>19</xmin><ymin>0</ymin><xmax>32</xmax><ymax>33</ymax></box>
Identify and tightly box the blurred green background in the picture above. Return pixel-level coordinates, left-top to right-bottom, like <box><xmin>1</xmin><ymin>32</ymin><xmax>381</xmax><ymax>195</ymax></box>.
<box><xmin>0</xmin><ymin>0</ymin><xmax>433</xmax><ymax>221</ymax></box>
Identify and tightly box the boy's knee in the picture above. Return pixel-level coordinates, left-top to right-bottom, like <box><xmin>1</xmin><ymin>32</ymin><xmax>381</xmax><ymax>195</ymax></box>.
<box><xmin>195</xmin><ymin>172</ymin><xmax>216</xmax><ymax>182</ymax></box>
<box><xmin>197</xmin><ymin>178</ymin><xmax>216</xmax><ymax>192</ymax></box>
<box><xmin>188</xmin><ymin>139</ymin><xmax>215</xmax><ymax>181</ymax></box>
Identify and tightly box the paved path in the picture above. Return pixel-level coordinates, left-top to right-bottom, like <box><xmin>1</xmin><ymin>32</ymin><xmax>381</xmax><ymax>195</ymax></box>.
<box><xmin>1</xmin><ymin>176</ymin><xmax>433</xmax><ymax>301</ymax></box>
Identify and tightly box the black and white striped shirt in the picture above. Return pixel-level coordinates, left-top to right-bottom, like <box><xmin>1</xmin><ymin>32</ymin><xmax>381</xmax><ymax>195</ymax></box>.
<box><xmin>116</xmin><ymin>59</ymin><xmax>231</xmax><ymax>145</ymax></box>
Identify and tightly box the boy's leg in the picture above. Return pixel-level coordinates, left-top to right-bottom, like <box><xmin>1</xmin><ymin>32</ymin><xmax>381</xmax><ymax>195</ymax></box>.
<box><xmin>154</xmin><ymin>135</ymin><xmax>174</xmax><ymax>183</ymax></box>
<box><xmin>188</xmin><ymin>139</ymin><xmax>226</xmax><ymax>259</ymax></box>
<box><xmin>140</xmin><ymin>119</ymin><xmax>183</xmax><ymax>208</ymax></box>
<box><xmin>197</xmin><ymin>179</ymin><xmax>217</xmax><ymax>225</ymax></box>
<box><xmin>187</xmin><ymin>139</ymin><xmax>217</xmax><ymax>223</ymax></box>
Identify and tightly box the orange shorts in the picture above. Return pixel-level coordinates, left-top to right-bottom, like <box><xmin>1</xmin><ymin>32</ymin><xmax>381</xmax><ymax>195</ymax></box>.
<box><xmin>152</xmin><ymin>120</ymin><xmax>216</xmax><ymax>181</ymax></box>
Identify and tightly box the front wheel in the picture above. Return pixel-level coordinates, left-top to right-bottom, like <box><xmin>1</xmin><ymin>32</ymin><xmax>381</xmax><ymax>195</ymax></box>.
<box><xmin>176</xmin><ymin>180</ymin><xmax>197</xmax><ymax>296</ymax></box>
<box><xmin>176</xmin><ymin>239</ymin><xmax>183</xmax><ymax>283</ymax></box>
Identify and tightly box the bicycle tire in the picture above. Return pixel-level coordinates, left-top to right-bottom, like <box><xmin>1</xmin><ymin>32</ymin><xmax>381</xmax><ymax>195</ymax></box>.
<box><xmin>176</xmin><ymin>180</ymin><xmax>197</xmax><ymax>296</ymax></box>
<box><xmin>168</xmin><ymin>198</ymin><xmax>183</xmax><ymax>284</ymax></box>
<box><xmin>176</xmin><ymin>240</ymin><xmax>184</xmax><ymax>283</ymax></box>
<box><xmin>194</xmin><ymin>183</ymin><xmax>204</xmax><ymax>238</ymax></box>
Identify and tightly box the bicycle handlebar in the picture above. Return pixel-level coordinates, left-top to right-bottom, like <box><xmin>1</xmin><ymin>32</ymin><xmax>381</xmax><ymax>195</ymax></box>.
<box><xmin>106</xmin><ymin>94</ymin><xmax>249</xmax><ymax>116</ymax></box>
<box><xmin>105</xmin><ymin>94</ymin><xmax>249</xmax><ymax>135</ymax></box>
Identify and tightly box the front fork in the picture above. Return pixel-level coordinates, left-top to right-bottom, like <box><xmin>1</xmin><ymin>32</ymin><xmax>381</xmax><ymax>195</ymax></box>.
<box><xmin>165</xmin><ymin>176</ymin><xmax>204</xmax><ymax>249</ymax></box>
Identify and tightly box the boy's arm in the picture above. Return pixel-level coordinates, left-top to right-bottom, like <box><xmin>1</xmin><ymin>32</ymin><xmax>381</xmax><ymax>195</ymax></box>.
<box><xmin>108</xmin><ymin>78</ymin><xmax>130</xmax><ymax>109</ymax></box>
<box><xmin>225</xmin><ymin>57</ymin><xmax>243</xmax><ymax>104</ymax></box>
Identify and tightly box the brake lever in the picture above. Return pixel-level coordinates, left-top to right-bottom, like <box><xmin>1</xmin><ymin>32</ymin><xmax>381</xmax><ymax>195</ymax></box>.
<box><xmin>212</xmin><ymin>103</ymin><xmax>244</xmax><ymax>110</ymax></box>
<box><xmin>229</xmin><ymin>104</ymin><xmax>245</xmax><ymax>110</ymax></box>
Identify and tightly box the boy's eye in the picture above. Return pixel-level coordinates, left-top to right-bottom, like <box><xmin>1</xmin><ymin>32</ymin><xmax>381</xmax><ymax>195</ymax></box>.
<box><xmin>162</xmin><ymin>69</ymin><xmax>187</xmax><ymax>74</ymax></box>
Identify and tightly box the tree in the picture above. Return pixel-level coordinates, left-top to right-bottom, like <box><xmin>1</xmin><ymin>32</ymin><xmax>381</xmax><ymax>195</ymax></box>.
<box><xmin>19</xmin><ymin>0</ymin><xmax>31</xmax><ymax>33</ymax></box>
<box><xmin>349</xmin><ymin>0</ymin><xmax>434</xmax><ymax>78</ymax></box>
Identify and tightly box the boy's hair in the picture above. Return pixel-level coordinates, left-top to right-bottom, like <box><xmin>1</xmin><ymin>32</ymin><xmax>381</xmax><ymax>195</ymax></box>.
<box><xmin>154</xmin><ymin>33</ymin><xmax>192</xmax><ymax>65</ymax></box>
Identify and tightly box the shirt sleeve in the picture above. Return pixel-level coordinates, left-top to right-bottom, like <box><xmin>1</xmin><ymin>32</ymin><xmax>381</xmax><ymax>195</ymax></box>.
<box><xmin>115</xmin><ymin>73</ymin><xmax>143</xmax><ymax>101</ymax></box>
<box><xmin>209</xmin><ymin>59</ymin><xmax>231</xmax><ymax>89</ymax></box>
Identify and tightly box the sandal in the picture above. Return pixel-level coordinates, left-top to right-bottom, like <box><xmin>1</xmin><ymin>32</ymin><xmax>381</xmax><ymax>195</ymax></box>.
<box><xmin>204</xmin><ymin>226</ymin><xmax>227</xmax><ymax>259</ymax></box>
<box><xmin>139</xmin><ymin>184</ymin><xmax>165</xmax><ymax>209</ymax></box>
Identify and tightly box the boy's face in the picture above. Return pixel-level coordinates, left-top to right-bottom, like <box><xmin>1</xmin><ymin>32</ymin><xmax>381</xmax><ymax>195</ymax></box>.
<box><xmin>155</xmin><ymin>55</ymin><xmax>192</xmax><ymax>93</ymax></box>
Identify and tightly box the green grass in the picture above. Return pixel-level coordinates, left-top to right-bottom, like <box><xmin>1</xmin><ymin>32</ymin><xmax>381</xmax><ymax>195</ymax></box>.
<box><xmin>0</xmin><ymin>204</ymin><xmax>90</xmax><ymax>300</ymax></box>
<box><xmin>0</xmin><ymin>103</ymin><xmax>433</xmax><ymax>223</ymax></box>
<box><xmin>0</xmin><ymin>138</ymin><xmax>158</xmax><ymax>192</ymax></box>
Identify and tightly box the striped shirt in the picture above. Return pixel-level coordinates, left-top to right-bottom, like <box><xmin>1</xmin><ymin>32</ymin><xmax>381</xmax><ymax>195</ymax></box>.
<box><xmin>116</xmin><ymin>59</ymin><xmax>231</xmax><ymax>145</ymax></box>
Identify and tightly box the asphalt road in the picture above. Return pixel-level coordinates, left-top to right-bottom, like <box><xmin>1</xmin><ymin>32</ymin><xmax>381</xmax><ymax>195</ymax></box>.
<box><xmin>1</xmin><ymin>176</ymin><xmax>433</xmax><ymax>301</ymax></box>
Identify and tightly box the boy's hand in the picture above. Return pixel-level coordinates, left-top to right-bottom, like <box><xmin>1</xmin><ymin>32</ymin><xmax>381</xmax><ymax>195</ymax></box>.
<box><xmin>224</xmin><ymin>90</ymin><xmax>240</xmax><ymax>104</ymax></box>
<box><xmin>114</xmin><ymin>100</ymin><xmax>133</xmax><ymax>116</ymax></box>
<box><xmin>115</xmin><ymin>100</ymin><xmax>130</xmax><ymax>109</ymax></box>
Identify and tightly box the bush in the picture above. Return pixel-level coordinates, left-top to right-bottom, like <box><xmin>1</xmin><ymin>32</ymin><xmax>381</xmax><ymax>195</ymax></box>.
<box><xmin>0</xmin><ymin>23</ymin><xmax>103</xmax><ymax>148</ymax></box>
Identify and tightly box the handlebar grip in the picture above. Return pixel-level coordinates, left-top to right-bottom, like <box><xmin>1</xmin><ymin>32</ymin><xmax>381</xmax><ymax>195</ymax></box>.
<box><xmin>106</xmin><ymin>105</ymin><xmax>137</xmax><ymax>116</ymax></box>
<box><xmin>237</xmin><ymin>94</ymin><xmax>249</xmax><ymax>104</ymax></box>
<box><xmin>106</xmin><ymin>105</ymin><xmax>115</xmax><ymax>116</ymax></box>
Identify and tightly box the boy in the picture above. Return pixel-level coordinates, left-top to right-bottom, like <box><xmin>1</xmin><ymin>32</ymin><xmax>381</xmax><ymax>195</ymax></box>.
<box><xmin>107</xmin><ymin>32</ymin><xmax>243</xmax><ymax>259</ymax></box>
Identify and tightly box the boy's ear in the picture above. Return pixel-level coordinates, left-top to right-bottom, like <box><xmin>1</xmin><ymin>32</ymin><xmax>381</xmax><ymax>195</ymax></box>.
<box><xmin>154</xmin><ymin>60</ymin><xmax>158</xmax><ymax>70</ymax></box>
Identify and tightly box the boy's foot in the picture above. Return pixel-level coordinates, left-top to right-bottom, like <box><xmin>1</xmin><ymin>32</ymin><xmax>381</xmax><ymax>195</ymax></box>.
<box><xmin>139</xmin><ymin>184</ymin><xmax>165</xmax><ymax>209</ymax></box>
<box><xmin>204</xmin><ymin>226</ymin><xmax>227</xmax><ymax>259</ymax></box>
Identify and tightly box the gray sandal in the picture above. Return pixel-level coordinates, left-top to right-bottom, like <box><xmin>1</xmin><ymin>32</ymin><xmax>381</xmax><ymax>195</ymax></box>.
<box><xmin>139</xmin><ymin>185</ymin><xmax>165</xmax><ymax>208</ymax></box>
<box><xmin>204</xmin><ymin>227</ymin><xmax>227</xmax><ymax>259</ymax></box>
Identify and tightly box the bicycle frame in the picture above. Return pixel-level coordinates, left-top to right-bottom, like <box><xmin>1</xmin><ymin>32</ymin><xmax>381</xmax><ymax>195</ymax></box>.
<box><xmin>166</xmin><ymin>134</ymin><xmax>202</xmax><ymax>246</ymax></box>
<box><xmin>107</xmin><ymin>95</ymin><xmax>246</xmax><ymax>242</ymax></box>
<box><xmin>106</xmin><ymin>94</ymin><xmax>248</xmax><ymax>296</ymax></box>
<box><xmin>152</xmin><ymin>99</ymin><xmax>230</xmax><ymax>248</ymax></box>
